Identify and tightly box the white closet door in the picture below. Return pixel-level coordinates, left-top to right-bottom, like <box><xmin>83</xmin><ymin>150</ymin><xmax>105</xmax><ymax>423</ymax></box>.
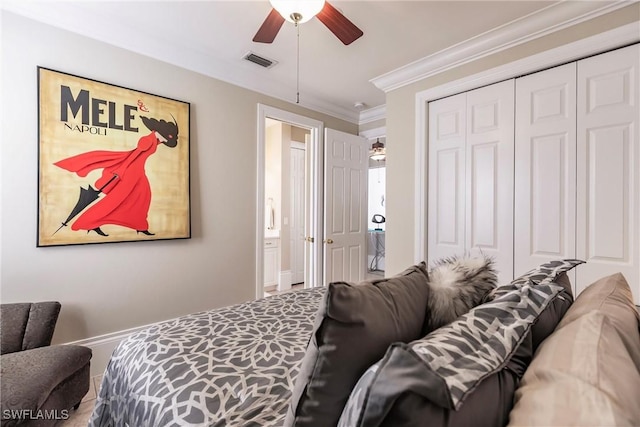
<box><xmin>515</xmin><ymin>63</ymin><xmax>577</xmax><ymax>284</ymax></box>
<box><xmin>428</xmin><ymin>93</ymin><xmax>467</xmax><ymax>264</ymax></box>
<box><xmin>466</xmin><ymin>80</ymin><xmax>515</xmax><ymax>283</ymax></box>
<box><xmin>577</xmin><ymin>44</ymin><xmax>640</xmax><ymax>303</ymax></box>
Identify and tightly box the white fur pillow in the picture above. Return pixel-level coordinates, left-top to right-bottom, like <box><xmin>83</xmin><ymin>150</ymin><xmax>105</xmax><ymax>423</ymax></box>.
<box><xmin>423</xmin><ymin>254</ymin><xmax>497</xmax><ymax>333</ymax></box>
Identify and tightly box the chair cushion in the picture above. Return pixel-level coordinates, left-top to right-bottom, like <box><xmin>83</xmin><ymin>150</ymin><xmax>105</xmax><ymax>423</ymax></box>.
<box><xmin>284</xmin><ymin>263</ymin><xmax>431</xmax><ymax>427</ymax></box>
<box><xmin>0</xmin><ymin>304</ymin><xmax>30</xmax><ymax>354</ymax></box>
<box><xmin>0</xmin><ymin>345</ymin><xmax>92</xmax><ymax>413</ymax></box>
<box><xmin>0</xmin><ymin>302</ymin><xmax>61</xmax><ymax>354</ymax></box>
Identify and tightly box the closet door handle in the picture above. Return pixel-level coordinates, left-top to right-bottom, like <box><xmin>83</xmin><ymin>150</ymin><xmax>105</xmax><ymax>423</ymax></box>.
<box><xmin>324</xmin><ymin>238</ymin><xmax>334</xmax><ymax>244</ymax></box>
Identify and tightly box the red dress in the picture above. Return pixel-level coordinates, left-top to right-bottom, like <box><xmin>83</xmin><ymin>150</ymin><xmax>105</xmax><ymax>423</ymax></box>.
<box><xmin>54</xmin><ymin>132</ymin><xmax>159</xmax><ymax>231</ymax></box>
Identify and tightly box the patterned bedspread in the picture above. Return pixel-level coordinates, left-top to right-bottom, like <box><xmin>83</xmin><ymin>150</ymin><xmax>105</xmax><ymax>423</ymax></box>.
<box><xmin>89</xmin><ymin>287</ymin><xmax>325</xmax><ymax>427</ymax></box>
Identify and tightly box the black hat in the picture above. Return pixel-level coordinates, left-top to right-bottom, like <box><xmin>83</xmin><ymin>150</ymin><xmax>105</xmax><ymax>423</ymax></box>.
<box><xmin>141</xmin><ymin>115</ymin><xmax>179</xmax><ymax>147</ymax></box>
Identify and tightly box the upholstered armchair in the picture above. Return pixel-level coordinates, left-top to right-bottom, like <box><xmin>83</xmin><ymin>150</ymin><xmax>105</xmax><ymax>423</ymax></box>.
<box><xmin>0</xmin><ymin>302</ymin><xmax>92</xmax><ymax>426</ymax></box>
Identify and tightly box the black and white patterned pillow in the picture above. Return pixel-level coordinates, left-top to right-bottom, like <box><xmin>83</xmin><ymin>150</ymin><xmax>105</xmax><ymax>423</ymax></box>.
<box><xmin>338</xmin><ymin>280</ymin><xmax>569</xmax><ymax>427</ymax></box>
<box><xmin>488</xmin><ymin>258</ymin><xmax>584</xmax><ymax>301</ymax></box>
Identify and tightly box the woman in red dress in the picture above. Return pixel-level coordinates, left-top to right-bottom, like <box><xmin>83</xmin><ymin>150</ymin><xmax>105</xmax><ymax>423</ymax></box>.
<box><xmin>54</xmin><ymin>116</ymin><xmax>179</xmax><ymax>236</ymax></box>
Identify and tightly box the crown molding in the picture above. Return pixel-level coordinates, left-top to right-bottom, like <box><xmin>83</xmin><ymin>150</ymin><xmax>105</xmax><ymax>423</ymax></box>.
<box><xmin>1</xmin><ymin>3</ymin><xmax>361</xmax><ymax>124</ymax></box>
<box><xmin>358</xmin><ymin>104</ymin><xmax>386</xmax><ymax>125</ymax></box>
<box><xmin>371</xmin><ymin>0</ymin><xmax>634</xmax><ymax>93</ymax></box>
<box><xmin>414</xmin><ymin>21</ymin><xmax>640</xmax><ymax>105</ymax></box>
<box><xmin>359</xmin><ymin>126</ymin><xmax>386</xmax><ymax>141</ymax></box>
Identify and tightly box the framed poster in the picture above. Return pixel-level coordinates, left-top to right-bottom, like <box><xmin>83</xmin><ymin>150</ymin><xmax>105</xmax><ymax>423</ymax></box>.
<box><xmin>37</xmin><ymin>67</ymin><xmax>190</xmax><ymax>247</ymax></box>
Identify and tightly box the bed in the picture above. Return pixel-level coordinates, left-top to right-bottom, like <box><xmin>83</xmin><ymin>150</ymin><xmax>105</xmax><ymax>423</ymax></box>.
<box><xmin>89</xmin><ymin>287</ymin><xmax>325</xmax><ymax>427</ymax></box>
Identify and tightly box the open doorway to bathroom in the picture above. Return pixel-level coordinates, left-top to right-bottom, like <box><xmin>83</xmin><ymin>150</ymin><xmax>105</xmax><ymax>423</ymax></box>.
<box><xmin>263</xmin><ymin>118</ymin><xmax>309</xmax><ymax>297</ymax></box>
<box><xmin>257</xmin><ymin>104</ymin><xmax>325</xmax><ymax>300</ymax></box>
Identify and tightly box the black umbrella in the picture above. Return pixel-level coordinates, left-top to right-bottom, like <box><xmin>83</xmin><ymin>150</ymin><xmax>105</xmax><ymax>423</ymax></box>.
<box><xmin>52</xmin><ymin>173</ymin><xmax>119</xmax><ymax>236</ymax></box>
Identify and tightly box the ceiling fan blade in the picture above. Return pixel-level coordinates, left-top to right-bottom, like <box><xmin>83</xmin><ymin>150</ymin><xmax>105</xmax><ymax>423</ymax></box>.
<box><xmin>316</xmin><ymin>1</ymin><xmax>363</xmax><ymax>45</ymax></box>
<box><xmin>253</xmin><ymin>8</ymin><xmax>285</xmax><ymax>43</ymax></box>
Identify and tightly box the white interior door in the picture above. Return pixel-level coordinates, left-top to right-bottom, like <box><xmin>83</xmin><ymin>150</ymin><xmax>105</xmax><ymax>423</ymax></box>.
<box><xmin>515</xmin><ymin>62</ymin><xmax>577</xmax><ymax>284</ymax></box>
<box><xmin>324</xmin><ymin>128</ymin><xmax>368</xmax><ymax>284</ymax></box>
<box><xmin>576</xmin><ymin>44</ymin><xmax>640</xmax><ymax>302</ymax></box>
<box><xmin>290</xmin><ymin>143</ymin><xmax>306</xmax><ymax>284</ymax></box>
<box><xmin>428</xmin><ymin>93</ymin><xmax>467</xmax><ymax>264</ymax></box>
<box><xmin>465</xmin><ymin>80</ymin><xmax>515</xmax><ymax>283</ymax></box>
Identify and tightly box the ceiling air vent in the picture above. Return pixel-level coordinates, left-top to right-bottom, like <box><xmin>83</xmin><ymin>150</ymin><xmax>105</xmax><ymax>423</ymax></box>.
<box><xmin>243</xmin><ymin>52</ymin><xmax>278</xmax><ymax>69</ymax></box>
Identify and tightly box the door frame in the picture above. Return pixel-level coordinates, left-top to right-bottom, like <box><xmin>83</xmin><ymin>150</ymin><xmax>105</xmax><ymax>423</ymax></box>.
<box><xmin>413</xmin><ymin>23</ymin><xmax>639</xmax><ymax>264</ymax></box>
<box><xmin>256</xmin><ymin>104</ymin><xmax>324</xmax><ymax>299</ymax></box>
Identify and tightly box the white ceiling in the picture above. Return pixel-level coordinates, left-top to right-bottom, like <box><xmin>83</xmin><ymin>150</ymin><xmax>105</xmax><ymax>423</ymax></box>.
<box><xmin>1</xmin><ymin>1</ymin><xmax>626</xmax><ymax>124</ymax></box>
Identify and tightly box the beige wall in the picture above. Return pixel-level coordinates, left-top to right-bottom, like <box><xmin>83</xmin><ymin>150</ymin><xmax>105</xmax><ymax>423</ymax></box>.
<box><xmin>0</xmin><ymin>12</ymin><xmax>356</xmax><ymax>343</ymax></box>
<box><xmin>385</xmin><ymin>4</ymin><xmax>640</xmax><ymax>276</ymax></box>
<box><xmin>265</xmin><ymin>124</ymin><xmax>283</xmax><ymax>232</ymax></box>
<box><xmin>290</xmin><ymin>126</ymin><xmax>309</xmax><ymax>144</ymax></box>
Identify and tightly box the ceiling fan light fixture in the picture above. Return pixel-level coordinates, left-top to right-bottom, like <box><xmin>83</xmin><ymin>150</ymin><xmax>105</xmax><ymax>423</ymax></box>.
<box><xmin>370</xmin><ymin>139</ymin><xmax>386</xmax><ymax>161</ymax></box>
<box><xmin>269</xmin><ymin>0</ymin><xmax>325</xmax><ymax>23</ymax></box>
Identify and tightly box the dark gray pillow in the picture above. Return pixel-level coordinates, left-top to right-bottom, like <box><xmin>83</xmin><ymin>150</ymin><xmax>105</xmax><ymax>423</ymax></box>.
<box><xmin>284</xmin><ymin>263</ymin><xmax>431</xmax><ymax>427</ymax></box>
<box><xmin>424</xmin><ymin>254</ymin><xmax>497</xmax><ymax>333</ymax></box>
<box><xmin>338</xmin><ymin>279</ymin><xmax>574</xmax><ymax>427</ymax></box>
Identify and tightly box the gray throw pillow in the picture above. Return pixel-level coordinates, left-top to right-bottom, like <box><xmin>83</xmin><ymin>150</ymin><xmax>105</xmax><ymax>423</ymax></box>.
<box><xmin>284</xmin><ymin>263</ymin><xmax>431</xmax><ymax>427</ymax></box>
<box><xmin>423</xmin><ymin>254</ymin><xmax>498</xmax><ymax>333</ymax></box>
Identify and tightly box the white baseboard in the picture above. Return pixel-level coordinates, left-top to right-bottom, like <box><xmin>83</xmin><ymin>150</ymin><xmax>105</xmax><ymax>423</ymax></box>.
<box><xmin>65</xmin><ymin>322</ymin><xmax>157</xmax><ymax>377</ymax></box>
<box><xmin>278</xmin><ymin>270</ymin><xmax>292</xmax><ymax>291</ymax></box>
<box><xmin>81</xmin><ymin>373</ymin><xmax>104</xmax><ymax>403</ymax></box>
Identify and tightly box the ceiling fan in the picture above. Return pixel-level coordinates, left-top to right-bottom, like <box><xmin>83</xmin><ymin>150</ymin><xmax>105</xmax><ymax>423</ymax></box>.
<box><xmin>253</xmin><ymin>0</ymin><xmax>364</xmax><ymax>45</ymax></box>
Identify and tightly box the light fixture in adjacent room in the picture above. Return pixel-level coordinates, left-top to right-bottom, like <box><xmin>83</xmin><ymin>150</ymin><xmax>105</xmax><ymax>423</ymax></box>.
<box><xmin>269</xmin><ymin>0</ymin><xmax>325</xmax><ymax>23</ymax></box>
<box><xmin>370</xmin><ymin>138</ymin><xmax>386</xmax><ymax>161</ymax></box>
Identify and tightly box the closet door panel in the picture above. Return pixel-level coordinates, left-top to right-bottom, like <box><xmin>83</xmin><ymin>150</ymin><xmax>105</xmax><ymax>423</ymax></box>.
<box><xmin>577</xmin><ymin>44</ymin><xmax>640</xmax><ymax>303</ymax></box>
<box><xmin>428</xmin><ymin>93</ymin><xmax>466</xmax><ymax>264</ymax></box>
<box><xmin>469</xmin><ymin>143</ymin><xmax>496</xmax><ymax>248</ymax></box>
<box><xmin>514</xmin><ymin>63</ymin><xmax>577</xmax><ymax>284</ymax></box>
<box><xmin>466</xmin><ymin>80</ymin><xmax>515</xmax><ymax>283</ymax></box>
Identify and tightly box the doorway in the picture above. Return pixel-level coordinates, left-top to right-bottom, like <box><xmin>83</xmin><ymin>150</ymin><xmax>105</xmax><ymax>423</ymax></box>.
<box><xmin>360</xmin><ymin>129</ymin><xmax>387</xmax><ymax>280</ymax></box>
<box><xmin>256</xmin><ymin>105</ymin><xmax>323</xmax><ymax>300</ymax></box>
<box><xmin>367</xmin><ymin>150</ymin><xmax>386</xmax><ymax>278</ymax></box>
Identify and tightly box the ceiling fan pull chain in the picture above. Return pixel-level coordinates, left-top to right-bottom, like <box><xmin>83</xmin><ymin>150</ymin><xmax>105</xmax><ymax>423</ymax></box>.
<box><xmin>296</xmin><ymin>22</ymin><xmax>300</xmax><ymax>104</ymax></box>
